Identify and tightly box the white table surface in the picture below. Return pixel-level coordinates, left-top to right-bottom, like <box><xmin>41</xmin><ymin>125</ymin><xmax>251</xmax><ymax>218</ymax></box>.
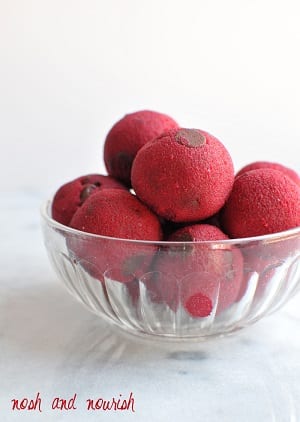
<box><xmin>1</xmin><ymin>191</ymin><xmax>300</xmax><ymax>422</ymax></box>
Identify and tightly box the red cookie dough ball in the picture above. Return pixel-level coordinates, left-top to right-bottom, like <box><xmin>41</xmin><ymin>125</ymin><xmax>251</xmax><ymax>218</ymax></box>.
<box><xmin>237</xmin><ymin>231</ymin><xmax>300</xmax><ymax>303</ymax></box>
<box><xmin>52</xmin><ymin>174</ymin><xmax>126</xmax><ymax>226</ymax></box>
<box><xmin>131</xmin><ymin>128</ymin><xmax>235</xmax><ymax>223</ymax></box>
<box><xmin>104</xmin><ymin>110</ymin><xmax>179</xmax><ymax>186</ymax></box>
<box><xmin>146</xmin><ymin>224</ymin><xmax>243</xmax><ymax>317</ymax></box>
<box><xmin>221</xmin><ymin>168</ymin><xmax>300</xmax><ymax>238</ymax></box>
<box><xmin>69</xmin><ymin>189</ymin><xmax>162</xmax><ymax>282</ymax></box>
<box><xmin>236</xmin><ymin>161</ymin><xmax>300</xmax><ymax>186</ymax></box>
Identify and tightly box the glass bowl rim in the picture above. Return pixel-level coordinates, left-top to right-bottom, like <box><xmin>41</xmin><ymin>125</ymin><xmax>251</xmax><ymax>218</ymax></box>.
<box><xmin>41</xmin><ymin>199</ymin><xmax>300</xmax><ymax>246</ymax></box>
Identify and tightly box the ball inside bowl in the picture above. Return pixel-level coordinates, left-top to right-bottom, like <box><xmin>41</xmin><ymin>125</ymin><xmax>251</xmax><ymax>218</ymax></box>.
<box><xmin>41</xmin><ymin>201</ymin><xmax>300</xmax><ymax>340</ymax></box>
<box><xmin>68</xmin><ymin>189</ymin><xmax>163</xmax><ymax>283</ymax></box>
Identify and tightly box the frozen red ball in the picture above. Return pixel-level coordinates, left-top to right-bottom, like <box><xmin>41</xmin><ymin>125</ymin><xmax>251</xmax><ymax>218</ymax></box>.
<box><xmin>52</xmin><ymin>174</ymin><xmax>127</xmax><ymax>226</ymax></box>
<box><xmin>236</xmin><ymin>161</ymin><xmax>300</xmax><ymax>186</ymax></box>
<box><xmin>69</xmin><ymin>189</ymin><xmax>162</xmax><ymax>282</ymax></box>
<box><xmin>131</xmin><ymin>128</ymin><xmax>235</xmax><ymax>223</ymax></box>
<box><xmin>237</xmin><ymin>229</ymin><xmax>300</xmax><ymax>303</ymax></box>
<box><xmin>222</xmin><ymin>168</ymin><xmax>300</xmax><ymax>238</ymax></box>
<box><xmin>104</xmin><ymin>110</ymin><xmax>179</xmax><ymax>186</ymax></box>
<box><xmin>147</xmin><ymin>224</ymin><xmax>243</xmax><ymax>317</ymax></box>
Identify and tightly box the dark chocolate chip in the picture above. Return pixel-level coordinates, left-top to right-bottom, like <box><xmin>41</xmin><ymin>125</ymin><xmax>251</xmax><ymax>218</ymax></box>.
<box><xmin>175</xmin><ymin>128</ymin><xmax>206</xmax><ymax>147</ymax></box>
<box><xmin>168</xmin><ymin>232</ymin><xmax>195</xmax><ymax>256</ymax></box>
<box><xmin>173</xmin><ymin>232</ymin><xmax>194</xmax><ymax>242</ymax></box>
<box><xmin>80</xmin><ymin>184</ymin><xmax>98</xmax><ymax>203</ymax></box>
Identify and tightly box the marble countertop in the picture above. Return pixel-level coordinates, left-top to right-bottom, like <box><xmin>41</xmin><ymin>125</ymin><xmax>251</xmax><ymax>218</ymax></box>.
<box><xmin>1</xmin><ymin>192</ymin><xmax>300</xmax><ymax>422</ymax></box>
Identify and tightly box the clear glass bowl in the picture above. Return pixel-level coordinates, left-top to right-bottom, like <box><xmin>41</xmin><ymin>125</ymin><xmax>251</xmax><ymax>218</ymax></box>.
<box><xmin>41</xmin><ymin>201</ymin><xmax>300</xmax><ymax>341</ymax></box>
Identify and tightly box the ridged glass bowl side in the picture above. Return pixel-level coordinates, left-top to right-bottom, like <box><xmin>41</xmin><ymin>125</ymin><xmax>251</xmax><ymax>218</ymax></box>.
<box><xmin>41</xmin><ymin>201</ymin><xmax>300</xmax><ymax>340</ymax></box>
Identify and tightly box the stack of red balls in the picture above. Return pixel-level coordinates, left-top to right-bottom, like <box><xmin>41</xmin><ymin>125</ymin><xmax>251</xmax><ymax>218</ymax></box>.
<box><xmin>52</xmin><ymin>110</ymin><xmax>300</xmax><ymax>318</ymax></box>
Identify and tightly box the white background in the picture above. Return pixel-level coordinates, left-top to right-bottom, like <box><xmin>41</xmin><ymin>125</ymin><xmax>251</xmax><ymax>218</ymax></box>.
<box><xmin>1</xmin><ymin>0</ymin><xmax>299</xmax><ymax>197</ymax></box>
